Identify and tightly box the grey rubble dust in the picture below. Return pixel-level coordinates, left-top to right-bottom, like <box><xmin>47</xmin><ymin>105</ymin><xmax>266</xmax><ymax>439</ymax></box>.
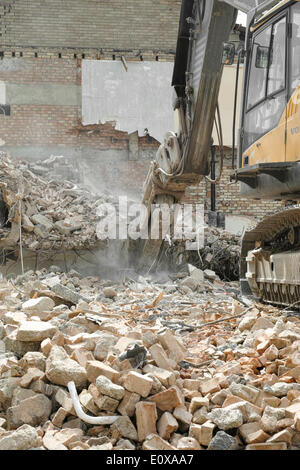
<box><xmin>0</xmin><ymin>153</ymin><xmax>299</xmax><ymax>451</ymax></box>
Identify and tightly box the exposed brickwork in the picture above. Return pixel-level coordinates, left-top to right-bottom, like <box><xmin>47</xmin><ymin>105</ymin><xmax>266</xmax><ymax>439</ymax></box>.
<box><xmin>183</xmin><ymin>150</ymin><xmax>285</xmax><ymax>219</ymax></box>
<box><xmin>1</xmin><ymin>0</ymin><xmax>181</xmax><ymax>55</ymax></box>
<box><xmin>0</xmin><ymin>58</ymin><xmax>80</xmax><ymax>85</ymax></box>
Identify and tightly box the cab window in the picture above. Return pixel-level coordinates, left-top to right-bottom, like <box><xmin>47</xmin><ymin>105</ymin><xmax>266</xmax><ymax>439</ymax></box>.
<box><xmin>243</xmin><ymin>16</ymin><xmax>287</xmax><ymax>152</ymax></box>
<box><xmin>290</xmin><ymin>4</ymin><xmax>300</xmax><ymax>94</ymax></box>
<box><xmin>247</xmin><ymin>16</ymin><xmax>286</xmax><ymax>109</ymax></box>
<box><xmin>268</xmin><ymin>18</ymin><xmax>286</xmax><ymax>95</ymax></box>
<box><xmin>247</xmin><ymin>26</ymin><xmax>271</xmax><ymax>109</ymax></box>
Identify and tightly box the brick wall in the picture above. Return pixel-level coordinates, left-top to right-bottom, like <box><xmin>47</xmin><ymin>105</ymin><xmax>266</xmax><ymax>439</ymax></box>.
<box><xmin>0</xmin><ymin>0</ymin><xmax>181</xmax><ymax>56</ymax></box>
<box><xmin>183</xmin><ymin>150</ymin><xmax>285</xmax><ymax>220</ymax></box>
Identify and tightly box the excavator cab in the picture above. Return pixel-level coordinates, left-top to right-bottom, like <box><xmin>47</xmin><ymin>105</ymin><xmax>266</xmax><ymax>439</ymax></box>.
<box><xmin>235</xmin><ymin>1</ymin><xmax>300</xmax><ymax>200</ymax></box>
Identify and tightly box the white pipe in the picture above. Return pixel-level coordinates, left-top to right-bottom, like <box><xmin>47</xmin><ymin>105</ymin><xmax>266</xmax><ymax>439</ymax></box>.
<box><xmin>67</xmin><ymin>381</ymin><xmax>119</xmax><ymax>425</ymax></box>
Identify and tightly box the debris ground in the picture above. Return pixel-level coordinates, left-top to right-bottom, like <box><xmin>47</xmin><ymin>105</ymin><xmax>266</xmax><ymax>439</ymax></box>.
<box><xmin>1</xmin><ymin>262</ymin><xmax>300</xmax><ymax>451</ymax></box>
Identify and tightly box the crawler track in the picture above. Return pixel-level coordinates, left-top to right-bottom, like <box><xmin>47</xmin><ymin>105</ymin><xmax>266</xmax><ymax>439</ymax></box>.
<box><xmin>241</xmin><ymin>205</ymin><xmax>300</xmax><ymax>307</ymax></box>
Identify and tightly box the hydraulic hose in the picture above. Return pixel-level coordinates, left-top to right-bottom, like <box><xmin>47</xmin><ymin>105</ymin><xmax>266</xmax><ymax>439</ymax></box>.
<box><xmin>67</xmin><ymin>381</ymin><xmax>119</xmax><ymax>425</ymax></box>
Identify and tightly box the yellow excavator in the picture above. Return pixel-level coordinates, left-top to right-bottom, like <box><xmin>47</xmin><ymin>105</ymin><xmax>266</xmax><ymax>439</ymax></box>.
<box><xmin>139</xmin><ymin>0</ymin><xmax>300</xmax><ymax>308</ymax></box>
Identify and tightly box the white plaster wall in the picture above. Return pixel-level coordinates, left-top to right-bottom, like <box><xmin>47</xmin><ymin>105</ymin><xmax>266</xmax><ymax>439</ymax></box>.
<box><xmin>82</xmin><ymin>60</ymin><xmax>174</xmax><ymax>143</ymax></box>
<box><xmin>0</xmin><ymin>81</ymin><xmax>6</xmax><ymax>105</ymax></box>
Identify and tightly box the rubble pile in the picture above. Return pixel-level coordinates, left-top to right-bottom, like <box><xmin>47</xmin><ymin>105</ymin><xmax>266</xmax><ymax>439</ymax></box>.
<box><xmin>0</xmin><ymin>264</ymin><xmax>300</xmax><ymax>451</ymax></box>
<box><xmin>0</xmin><ymin>152</ymin><xmax>117</xmax><ymax>252</ymax></box>
<box><xmin>26</xmin><ymin>155</ymin><xmax>80</xmax><ymax>184</ymax></box>
<box><xmin>164</xmin><ymin>227</ymin><xmax>241</xmax><ymax>281</ymax></box>
<box><xmin>0</xmin><ymin>153</ymin><xmax>241</xmax><ymax>280</ymax></box>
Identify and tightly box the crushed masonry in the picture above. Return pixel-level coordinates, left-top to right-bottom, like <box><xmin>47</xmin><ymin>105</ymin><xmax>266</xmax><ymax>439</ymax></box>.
<box><xmin>0</xmin><ymin>153</ymin><xmax>299</xmax><ymax>451</ymax></box>
<box><xmin>0</xmin><ymin>258</ymin><xmax>299</xmax><ymax>450</ymax></box>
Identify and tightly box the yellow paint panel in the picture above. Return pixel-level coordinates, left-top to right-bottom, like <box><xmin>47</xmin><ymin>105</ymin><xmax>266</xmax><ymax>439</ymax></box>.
<box><xmin>242</xmin><ymin>86</ymin><xmax>300</xmax><ymax>167</ymax></box>
<box><xmin>286</xmin><ymin>86</ymin><xmax>300</xmax><ymax>162</ymax></box>
<box><xmin>242</xmin><ymin>111</ymin><xmax>286</xmax><ymax>166</ymax></box>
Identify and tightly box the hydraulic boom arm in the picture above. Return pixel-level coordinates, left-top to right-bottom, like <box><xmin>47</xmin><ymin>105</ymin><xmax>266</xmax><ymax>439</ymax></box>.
<box><xmin>138</xmin><ymin>0</ymin><xmax>269</xmax><ymax>268</ymax></box>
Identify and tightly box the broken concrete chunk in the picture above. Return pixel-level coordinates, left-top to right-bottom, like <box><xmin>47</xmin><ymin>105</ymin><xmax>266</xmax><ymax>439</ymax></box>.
<box><xmin>207</xmin><ymin>431</ymin><xmax>239</xmax><ymax>450</ymax></box>
<box><xmin>20</xmin><ymin>367</ymin><xmax>45</xmax><ymax>387</ymax></box>
<box><xmin>173</xmin><ymin>407</ymin><xmax>192</xmax><ymax>427</ymax></box>
<box><xmin>51</xmin><ymin>283</ymin><xmax>81</xmax><ymax>305</ymax></box>
<box><xmin>95</xmin><ymin>394</ymin><xmax>119</xmax><ymax>413</ymax></box>
<box><xmin>158</xmin><ymin>412</ymin><xmax>178</xmax><ymax>440</ymax></box>
<box><xmin>86</xmin><ymin>360</ymin><xmax>120</xmax><ymax>383</ymax></box>
<box><xmin>0</xmin><ymin>424</ymin><xmax>41</xmax><ymax>450</ymax></box>
<box><xmin>149</xmin><ymin>343</ymin><xmax>173</xmax><ymax>370</ymax></box>
<box><xmin>199</xmin><ymin>378</ymin><xmax>220</xmax><ymax>396</ymax></box>
<box><xmin>204</xmin><ymin>269</ymin><xmax>218</xmax><ymax>280</ymax></box>
<box><xmin>4</xmin><ymin>331</ymin><xmax>41</xmax><ymax>356</ymax></box>
<box><xmin>263</xmin><ymin>383</ymin><xmax>293</xmax><ymax>398</ymax></box>
<box><xmin>22</xmin><ymin>297</ymin><xmax>55</xmax><ymax>313</ymax></box>
<box><xmin>229</xmin><ymin>383</ymin><xmax>260</xmax><ymax>404</ymax></box>
<box><xmin>55</xmin><ymin>388</ymin><xmax>76</xmax><ymax>415</ymax></box>
<box><xmin>198</xmin><ymin>421</ymin><xmax>216</xmax><ymax>447</ymax></box>
<box><xmin>31</xmin><ymin>214</ymin><xmax>53</xmax><ymax>231</ymax></box>
<box><xmin>2</xmin><ymin>311</ymin><xmax>27</xmax><ymax>326</ymax></box>
<box><xmin>114</xmin><ymin>439</ymin><xmax>136</xmax><ymax>450</ymax></box>
<box><xmin>180</xmin><ymin>277</ymin><xmax>198</xmax><ymax>291</ymax></box>
<box><xmin>0</xmin><ymin>377</ymin><xmax>19</xmax><ymax>410</ymax></box>
<box><xmin>52</xmin><ymin>408</ymin><xmax>69</xmax><ymax>428</ymax></box>
<box><xmin>111</xmin><ymin>416</ymin><xmax>138</xmax><ymax>441</ymax></box>
<box><xmin>6</xmin><ymin>394</ymin><xmax>52</xmax><ymax>429</ymax></box>
<box><xmin>208</xmin><ymin>408</ymin><xmax>244</xmax><ymax>431</ymax></box>
<box><xmin>118</xmin><ymin>391</ymin><xmax>140</xmax><ymax>417</ymax></box>
<box><xmin>46</xmin><ymin>346</ymin><xmax>87</xmax><ymax>388</ymax></box>
<box><xmin>17</xmin><ymin>321</ymin><xmax>57</xmax><ymax>342</ymax></box>
<box><xmin>79</xmin><ymin>390</ymin><xmax>98</xmax><ymax>415</ymax></box>
<box><xmin>19</xmin><ymin>352</ymin><xmax>46</xmax><ymax>371</ymax></box>
<box><xmin>143</xmin><ymin>364</ymin><xmax>176</xmax><ymax>388</ymax></box>
<box><xmin>157</xmin><ymin>329</ymin><xmax>186</xmax><ymax>363</ymax></box>
<box><xmin>123</xmin><ymin>371</ymin><xmax>153</xmax><ymax>398</ymax></box>
<box><xmin>251</xmin><ymin>317</ymin><xmax>274</xmax><ymax>331</ymax></box>
<box><xmin>94</xmin><ymin>334</ymin><xmax>118</xmax><ymax>361</ymax></box>
<box><xmin>95</xmin><ymin>375</ymin><xmax>125</xmax><ymax>401</ymax></box>
<box><xmin>43</xmin><ymin>430</ymin><xmax>68</xmax><ymax>450</ymax></box>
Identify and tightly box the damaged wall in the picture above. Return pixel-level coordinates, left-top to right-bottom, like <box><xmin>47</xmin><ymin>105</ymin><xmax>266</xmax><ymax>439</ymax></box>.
<box><xmin>0</xmin><ymin>0</ymin><xmax>181</xmax><ymax>53</ymax></box>
<box><xmin>82</xmin><ymin>60</ymin><xmax>174</xmax><ymax>143</ymax></box>
<box><xmin>0</xmin><ymin>57</ymin><xmax>161</xmax><ymax>199</ymax></box>
<box><xmin>0</xmin><ymin>0</ymin><xmax>181</xmax><ymax>199</ymax></box>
